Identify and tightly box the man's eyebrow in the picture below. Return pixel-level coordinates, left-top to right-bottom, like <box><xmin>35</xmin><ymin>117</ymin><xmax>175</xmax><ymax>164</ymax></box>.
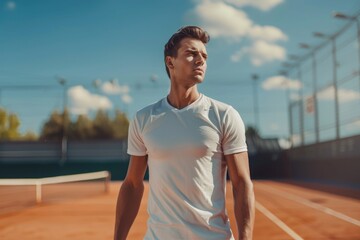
<box><xmin>185</xmin><ymin>49</ymin><xmax>208</xmax><ymax>56</ymax></box>
<box><xmin>185</xmin><ymin>49</ymin><xmax>198</xmax><ymax>53</ymax></box>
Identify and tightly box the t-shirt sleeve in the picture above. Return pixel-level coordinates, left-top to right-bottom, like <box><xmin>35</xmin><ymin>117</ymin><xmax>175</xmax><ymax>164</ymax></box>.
<box><xmin>222</xmin><ymin>107</ymin><xmax>247</xmax><ymax>155</ymax></box>
<box><xmin>127</xmin><ymin>114</ymin><xmax>147</xmax><ymax>156</ymax></box>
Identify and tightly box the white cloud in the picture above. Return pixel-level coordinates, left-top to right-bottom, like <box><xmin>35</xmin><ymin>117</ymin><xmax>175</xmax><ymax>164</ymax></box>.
<box><xmin>187</xmin><ymin>1</ymin><xmax>253</xmax><ymax>39</ymax></box>
<box><xmin>101</xmin><ymin>79</ymin><xmax>130</xmax><ymax>95</ymax></box>
<box><xmin>337</xmin><ymin>88</ymin><xmax>360</xmax><ymax>102</ymax></box>
<box><xmin>150</xmin><ymin>74</ymin><xmax>159</xmax><ymax>83</ymax></box>
<box><xmin>224</xmin><ymin>0</ymin><xmax>283</xmax><ymax>11</ymax></box>
<box><xmin>187</xmin><ymin>1</ymin><xmax>287</xmax><ymax>42</ymax></box>
<box><xmin>68</xmin><ymin>85</ymin><xmax>113</xmax><ymax>115</ymax></box>
<box><xmin>232</xmin><ymin>40</ymin><xmax>286</xmax><ymax>66</ymax></box>
<box><xmin>262</xmin><ymin>75</ymin><xmax>302</xmax><ymax>90</ymax></box>
<box><xmin>6</xmin><ymin>1</ymin><xmax>16</xmax><ymax>10</ymax></box>
<box><xmin>93</xmin><ymin>78</ymin><xmax>133</xmax><ymax>105</ymax></box>
<box><xmin>291</xmin><ymin>134</ymin><xmax>301</xmax><ymax>146</ymax></box>
<box><xmin>121</xmin><ymin>94</ymin><xmax>133</xmax><ymax>104</ymax></box>
<box><xmin>278</xmin><ymin>138</ymin><xmax>291</xmax><ymax>149</ymax></box>
<box><xmin>318</xmin><ymin>86</ymin><xmax>360</xmax><ymax>103</ymax></box>
<box><xmin>230</xmin><ymin>48</ymin><xmax>246</xmax><ymax>62</ymax></box>
<box><xmin>248</xmin><ymin>25</ymin><xmax>288</xmax><ymax>42</ymax></box>
<box><xmin>345</xmin><ymin>120</ymin><xmax>360</xmax><ymax>130</ymax></box>
<box><xmin>290</xmin><ymin>93</ymin><xmax>301</xmax><ymax>101</ymax></box>
<box><xmin>186</xmin><ymin>1</ymin><xmax>287</xmax><ymax>66</ymax></box>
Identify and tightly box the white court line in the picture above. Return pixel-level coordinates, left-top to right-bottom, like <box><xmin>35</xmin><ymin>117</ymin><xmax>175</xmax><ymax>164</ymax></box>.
<box><xmin>256</xmin><ymin>183</ymin><xmax>360</xmax><ymax>227</ymax></box>
<box><xmin>256</xmin><ymin>201</ymin><xmax>304</xmax><ymax>240</ymax></box>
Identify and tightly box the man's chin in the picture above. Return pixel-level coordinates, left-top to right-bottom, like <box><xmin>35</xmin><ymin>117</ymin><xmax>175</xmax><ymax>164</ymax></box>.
<box><xmin>193</xmin><ymin>76</ymin><xmax>205</xmax><ymax>83</ymax></box>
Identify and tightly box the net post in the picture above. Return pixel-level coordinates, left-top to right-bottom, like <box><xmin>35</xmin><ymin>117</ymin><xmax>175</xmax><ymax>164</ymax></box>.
<box><xmin>105</xmin><ymin>171</ymin><xmax>111</xmax><ymax>193</ymax></box>
<box><xmin>36</xmin><ymin>181</ymin><xmax>42</xmax><ymax>204</ymax></box>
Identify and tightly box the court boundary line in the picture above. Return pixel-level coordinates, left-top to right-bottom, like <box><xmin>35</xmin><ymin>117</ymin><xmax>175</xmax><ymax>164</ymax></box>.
<box><xmin>256</xmin><ymin>201</ymin><xmax>304</xmax><ymax>240</ymax></box>
<box><xmin>256</xmin><ymin>183</ymin><xmax>360</xmax><ymax>227</ymax></box>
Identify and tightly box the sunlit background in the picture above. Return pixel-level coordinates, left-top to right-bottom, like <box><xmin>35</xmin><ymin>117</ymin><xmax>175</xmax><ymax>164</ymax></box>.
<box><xmin>0</xmin><ymin>0</ymin><xmax>359</xmax><ymax>185</ymax></box>
<box><xmin>0</xmin><ymin>0</ymin><xmax>358</xmax><ymax>139</ymax></box>
<box><xmin>1</xmin><ymin>2</ymin><xmax>359</xmax><ymax>239</ymax></box>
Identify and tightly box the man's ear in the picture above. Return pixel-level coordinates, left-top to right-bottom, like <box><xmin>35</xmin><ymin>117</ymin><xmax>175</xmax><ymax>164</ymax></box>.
<box><xmin>166</xmin><ymin>56</ymin><xmax>174</xmax><ymax>69</ymax></box>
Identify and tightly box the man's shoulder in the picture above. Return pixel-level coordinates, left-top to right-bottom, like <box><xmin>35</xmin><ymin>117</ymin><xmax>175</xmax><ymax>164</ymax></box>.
<box><xmin>134</xmin><ymin>98</ymin><xmax>165</xmax><ymax>120</ymax></box>
<box><xmin>203</xmin><ymin>95</ymin><xmax>233</xmax><ymax>113</ymax></box>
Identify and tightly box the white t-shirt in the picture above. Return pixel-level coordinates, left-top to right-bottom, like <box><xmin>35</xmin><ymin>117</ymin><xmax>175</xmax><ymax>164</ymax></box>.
<box><xmin>128</xmin><ymin>94</ymin><xmax>247</xmax><ymax>240</ymax></box>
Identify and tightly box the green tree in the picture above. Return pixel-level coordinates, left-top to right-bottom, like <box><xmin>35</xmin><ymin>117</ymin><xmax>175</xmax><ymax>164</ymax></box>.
<box><xmin>246</xmin><ymin>126</ymin><xmax>260</xmax><ymax>138</ymax></box>
<box><xmin>40</xmin><ymin>109</ymin><xmax>70</xmax><ymax>141</ymax></box>
<box><xmin>92</xmin><ymin>110</ymin><xmax>114</xmax><ymax>139</ymax></box>
<box><xmin>40</xmin><ymin>108</ymin><xmax>130</xmax><ymax>140</ymax></box>
<box><xmin>113</xmin><ymin>110</ymin><xmax>129</xmax><ymax>139</ymax></box>
<box><xmin>0</xmin><ymin>108</ymin><xmax>28</xmax><ymax>141</ymax></box>
<box><xmin>7</xmin><ymin>114</ymin><xmax>20</xmax><ymax>140</ymax></box>
<box><xmin>68</xmin><ymin>114</ymin><xmax>94</xmax><ymax>140</ymax></box>
<box><xmin>0</xmin><ymin>108</ymin><xmax>7</xmax><ymax>139</ymax></box>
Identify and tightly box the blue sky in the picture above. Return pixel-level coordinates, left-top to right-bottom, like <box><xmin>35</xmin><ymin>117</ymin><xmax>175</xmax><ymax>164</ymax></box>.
<box><xmin>0</xmin><ymin>0</ymin><xmax>360</xmax><ymax>140</ymax></box>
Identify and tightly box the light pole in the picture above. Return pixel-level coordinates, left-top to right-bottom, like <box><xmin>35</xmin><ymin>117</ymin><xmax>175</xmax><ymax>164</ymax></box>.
<box><xmin>251</xmin><ymin>74</ymin><xmax>260</xmax><ymax>133</ymax></box>
<box><xmin>313</xmin><ymin>32</ymin><xmax>340</xmax><ymax>139</ymax></box>
<box><xmin>299</xmin><ymin>43</ymin><xmax>320</xmax><ymax>143</ymax></box>
<box><xmin>333</xmin><ymin>11</ymin><xmax>360</xmax><ymax>89</ymax></box>
<box><xmin>297</xmin><ymin>64</ymin><xmax>305</xmax><ymax>146</ymax></box>
<box><xmin>282</xmin><ymin>60</ymin><xmax>305</xmax><ymax>146</ymax></box>
<box><xmin>56</xmin><ymin>77</ymin><xmax>68</xmax><ymax>165</ymax></box>
<box><xmin>278</xmin><ymin>70</ymin><xmax>292</xmax><ymax>142</ymax></box>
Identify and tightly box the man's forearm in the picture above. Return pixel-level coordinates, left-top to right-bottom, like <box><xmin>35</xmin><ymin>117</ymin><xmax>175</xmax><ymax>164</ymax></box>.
<box><xmin>233</xmin><ymin>180</ymin><xmax>255</xmax><ymax>240</ymax></box>
<box><xmin>114</xmin><ymin>180</ymin><xmax>144</xmax><ymax>240</ymax></box>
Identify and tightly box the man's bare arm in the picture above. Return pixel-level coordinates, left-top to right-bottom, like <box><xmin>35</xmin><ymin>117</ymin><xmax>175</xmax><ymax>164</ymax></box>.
<box><xmin>225</xmin><ymin>151</ymin><xmax>255</xmax><ymax>240</ymax></box>
<box><xmin>114</xmin><ymin>155</ymin><xmax>148</xmax><ymax>240</ymax></box>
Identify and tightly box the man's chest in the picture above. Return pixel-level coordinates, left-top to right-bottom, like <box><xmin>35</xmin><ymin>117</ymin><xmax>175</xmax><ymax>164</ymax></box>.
<box><xmin>142</xmin><ymin>111</ymin><xmax>222</xmax><ymax>158</ymax></box>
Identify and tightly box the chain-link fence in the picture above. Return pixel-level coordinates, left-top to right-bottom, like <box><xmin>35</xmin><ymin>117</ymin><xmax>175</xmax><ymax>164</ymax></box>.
<box><xmin>288</xmin><ymin>14</ymin><xmax>360</xmax><ymax>147</ymax></box>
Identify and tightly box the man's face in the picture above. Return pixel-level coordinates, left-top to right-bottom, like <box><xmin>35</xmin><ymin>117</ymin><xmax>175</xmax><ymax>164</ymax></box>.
<box><xmin>167</xmin><ymin>38</ymin><xmax>208</xmax><ymax>86</ymax></box>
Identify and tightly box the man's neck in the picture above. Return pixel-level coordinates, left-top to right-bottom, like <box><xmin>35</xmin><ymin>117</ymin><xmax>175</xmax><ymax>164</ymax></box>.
<box><xmin>167</xmin><ymin>85</ymin><xmax>200</xmax><ymax>109</ymax></box>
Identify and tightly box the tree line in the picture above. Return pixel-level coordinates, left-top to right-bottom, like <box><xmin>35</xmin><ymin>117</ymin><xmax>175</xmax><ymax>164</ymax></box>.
<box><xmin>0</xmin><ymin>108</ymin><xmax>37</xmax><ymax>141</ymax></box>
<box><xmin>0</xmin><ymin>108</ymin><xmax>129</xmax><ymax>141</ymax></box>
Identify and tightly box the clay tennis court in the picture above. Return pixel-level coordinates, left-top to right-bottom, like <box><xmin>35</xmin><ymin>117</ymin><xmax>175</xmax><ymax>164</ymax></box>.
<box><xmin>0</xmin><ymin>179</ymin><xmax>359</xmax><ymax>240</ymax></box>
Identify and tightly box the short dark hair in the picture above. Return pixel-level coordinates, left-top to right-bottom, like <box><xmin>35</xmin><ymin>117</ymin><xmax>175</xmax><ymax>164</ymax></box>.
<box><xmin>164</xmin><ymin>26</ymin><xmax>210</xmax><ymax>78</ymax></box>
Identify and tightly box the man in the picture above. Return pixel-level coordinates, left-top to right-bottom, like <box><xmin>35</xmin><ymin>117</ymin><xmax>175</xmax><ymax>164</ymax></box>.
<box><xmin>114</xmin><ymin>26</ymin><xmax>255</xmax><ymax>240</ymax></box>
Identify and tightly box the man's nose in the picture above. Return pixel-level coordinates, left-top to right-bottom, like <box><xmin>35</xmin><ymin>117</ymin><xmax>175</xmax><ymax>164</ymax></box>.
<box><xmin>195</xmin><ymin>55</ymin><xmax>205</xmax><ymax>65</ymax></box>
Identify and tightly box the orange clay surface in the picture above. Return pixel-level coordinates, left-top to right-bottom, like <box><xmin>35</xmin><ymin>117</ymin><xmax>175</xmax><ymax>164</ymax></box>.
<box><xmin>0</xmin><ymin>180</ymin><xmax>359</xmax><ymax>240</ymax></box>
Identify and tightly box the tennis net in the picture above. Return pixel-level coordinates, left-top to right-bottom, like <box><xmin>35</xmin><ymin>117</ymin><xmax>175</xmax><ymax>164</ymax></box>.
<box><xmin>0</xmin><ymin>171</ymin><xmax>110</xmax><ymax>214</ymax></box>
